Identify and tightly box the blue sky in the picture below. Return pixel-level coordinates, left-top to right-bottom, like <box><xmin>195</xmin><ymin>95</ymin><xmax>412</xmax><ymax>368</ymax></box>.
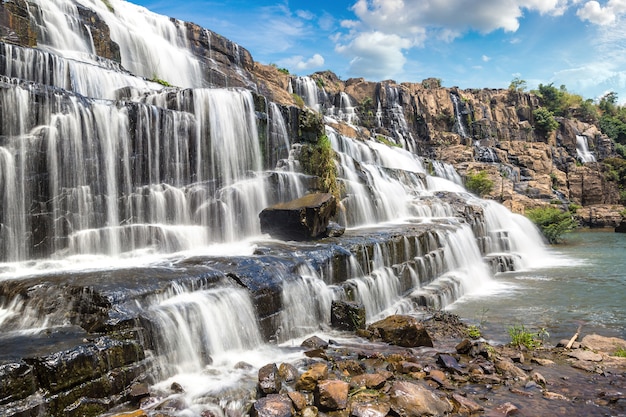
<box><xmin>128</xmin><ymin>0</ymin><xmax>626</xmax><ymax>103</ymax></box>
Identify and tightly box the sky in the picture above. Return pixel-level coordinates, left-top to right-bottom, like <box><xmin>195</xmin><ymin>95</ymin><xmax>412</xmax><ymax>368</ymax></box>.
<box><xmin>127</xmin><ymin>0</ymin><xmax>626</xmax><ymax>103</ymax></box>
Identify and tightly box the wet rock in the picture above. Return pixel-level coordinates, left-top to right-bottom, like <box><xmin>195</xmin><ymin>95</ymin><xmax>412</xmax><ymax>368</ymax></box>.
<box><xmin>451</xmin><ymin>393</ymin><xmax>484</xmax><ymax>413</ymax></box>
<box><xmin>301</xmin><ymin>406</ymin><xmax>318</xmax><ymax>417</ymax></box>
<box><xmin>130</xmin><ymin>382</ymin><xmax>150</xmax><ymax>402</ymax></box>
<box><xmin>301</xmin><ymin>336</ymin><xmax>329</xmax><ymax>350</ymax></box>
<box><xmin>278</xmin><ymin>363</ymin><xmax>300</xmax><ymax>384</ymax></box>
<box><xmin>287</xmin><ymin>391</ymin><xmax>307</xmax><ymax>411</ymax></box>
<box><xmin>487</xmin><ymin>401</ymin><xmax>519</xmax><ymax>416</ymax></box>
<box><xmin>427</xmin><ymin>369</ymin><xmax>447</xmax><ymax>387</ymax></box>
<box><xmin>567</xmin><ymin>350</ymin><xmax>603</xmax><ymax>362</ymax></box>
<box><xmin>367</xmin><ymin>315</ymin><xmax>433</xmax><ymax>348</ymax></box>
<box><xmin>330</xmin><ymin>300</ymin><xmax>366</xmax><ymax>331</ymax></box>
<box><xmin>325</xmin><ymin>221</ymin><xmax>346</xmax><ymax>238</ymax></box>
<box><xmin>336</xmin><ymin>360</ymin><xmax>365</xmax><ymax>376</ymax></box>
<box><xmin>259</xmin><ymin>363</ymin><xmax>282</xmax><ymax>395</ymax></box>
<box><xmin>296</xmin><ymin>363</ymin><xmax>328</xmax><ymax>391</ymax></box>
<box><xmin>235</xmin><ymin>361</ymin><xmax>254</xmax><ymax>370</ymax></box>
<box><xmin>350</xmin><ymin>401</ymin><xmax>390</xmax><ymax>417</ymax></box>
<box><xmin>395</xmin><ymin>361</ymin><xmax>422</xmax><ymax>374</ymax></box>
<box><xmin>170</xmin><ymin>382</ymin><xmax>184</xmax><ymax>393</ymax></box>
<box><xmin>580</xmin><ymin>334</ymin><xmax>626</xmax><ymax>353</ymax></box>
<box><xmin>0</xmin><ymin>362</ymin><xmax>37</xmax><ymax>405</ymax></box>
<box><xmin>494</xmin><ymin>359</ymin><xmax>528</xmax><ymax>380</ymax></box>
<box><xmin>389</xmin><ymin>381</ymin><xmax>453</xmax><ymax>416</ymax></box>
<box><xmin>543</xmin><ymin>391</ymin><xmax>569</xmax><ymax>401</ymax></box>
<box><xmin>437</xmin><ymin>354</ymin><xmax>465</xmax><ymax>375</ymax></box>
<box><xmin>455</xmin><ymin>339</ymin><xmax>473</xmax><ymax>354</ymax></box>
<box><xmin>316</xmin><ymin>380</ymin><xmax>349</xmax><ymax>410</ymax></box>
<box><xmin>530</xmin><ymin>371</ymin><xmax>547</xmax><ymax>387</ymax></box>
<box><xmin>615</xmin><ymin>218</ymin><xmax>626</xmax><ymax>233</ymax></box>
<box><xmin>350</xmin><ymin>372</ymin><xmax>392</xmax><ymax>389</ymax></box>
<box><xmin>252</xmin><ymin>394</ymin><xmax>294</xmax><ymax>417</ymax></box>
<box><xmin>557</xmin><ymin>339</ymin><xmax>581</xmax><ymax>349</ymax></box>
<box><xmin>259</xmin><ymin>193</ymin><xmax>337</xmax><ymax>240</ymax></box>
<box><xmin>530</xmin><ymin>357</ymin><xmax>555</xmax><ymax>367</ymax></box>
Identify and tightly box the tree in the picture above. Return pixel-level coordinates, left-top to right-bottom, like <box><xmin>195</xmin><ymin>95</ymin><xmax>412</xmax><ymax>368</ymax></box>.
<box><xmin>599</xmin><ymin>91</ymin><xmax>618</xmax><ymax>116</ymax></box>
<box><xmin>508</xmin><ymin>77</ymin><xmax>527</xmax><ymax>92</ymax></box>
<box><xmin>533</xmin><ymin>107</ymin><xmax>559</xmax><ymax>134</ymax></box>
<box><xmin>464</xmin><ymin>170</ymin><xmax>494</xmax><ymax>197</ymax></box>
<box><xmin>526</xmin><ymin>207</ymin><xmax>577</xmax><ymax>244</ymax></box>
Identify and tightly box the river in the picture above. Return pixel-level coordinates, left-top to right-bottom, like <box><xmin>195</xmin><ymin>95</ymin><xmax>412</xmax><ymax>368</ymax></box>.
<box><xmin>449</xmin><ymin>229</ymin><xmax>626</xmax><ymax>344</ymax></box>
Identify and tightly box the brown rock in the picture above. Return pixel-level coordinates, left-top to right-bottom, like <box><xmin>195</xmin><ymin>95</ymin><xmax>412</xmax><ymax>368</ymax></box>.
<box><xmin>301</xmin><ymin>406</ymin><xmax>318</xmax><ymax>417</ymax></box>
<box><xmin>278</xmin><ymin>363</ymin><xmax>299</xmax><ymax>383</ymax></box>
<box><xmin>287</xmin><ymin>391</ymin><xmax>307</xmax><ymax>411</ymax></box>
<box><xmin>301</xmin><ymin>336</ymin><xmax>329</xmax><ymax>350</ymax></box>
<box><xmin>389</xmin><ymin>381</ymin><xmax>453</xmax><ymax>416</ymax></box>
<box><xmin>567</xmin><ymin>350</ymin><xmax>603</xmax><ymax>362</ymax></box>
<box><xmin>350</xmin><ymin>372</ymin><xmax>392</xmax><ymax>389</ymax></box>
<box><xmin>581</xmin><ymin>334</ymin><xmax>626</xmax><ymax>354</ymax></box>
<box><xmin>259</xmin><ymin>363</ymin><xmax>282</xmax><ymax>395</ymax></box>
<box><xmin>487</xmin><ymin>401</ymin><xmax>518</xmax><ymax>416</ymax></box>
<box><xmin>530</xmin><ymin>357</ymin><xmax>555</xmax><ymax>366</ymax></box>
<box><xmin>367</xmin><ymin>315</ymin><xmax>433</xmax><ymax>348</ymax></box>
<box><xmin>350</xmin><ymin>401</ymin><xmax>390</xmax><ymax>417</ymax></box>
<box><xmin>451</xmin><ymin>393</ymin><xmax>484</xmax><ymax>413</ymax></box>
<box><xmin>494</xmin><ymin>359</ymin><xmax>528</xmax><ymax>380</ymax></box>
<box><xmin>296</xmin><ymin>363</ymin><xmax>328</xmax><ymax>391</ymax></box>
<box><xmin>316</xmin><ymin>380</ymin><xmax>349</xmax><ymax>410</ymax></box>
<box><xmin>251</xmin><ymin>394</ymin><xmax>294</xmax><ymax>417</ymax></box>
<box><xmin>336</xmin><ymin>360</ymin><xmax>365</xmax><ymax>376</ymax></box>
<box><xmin>543</xmin><ymin>391</ymin><xmax>569</xmax><ymax>401</ymax></box>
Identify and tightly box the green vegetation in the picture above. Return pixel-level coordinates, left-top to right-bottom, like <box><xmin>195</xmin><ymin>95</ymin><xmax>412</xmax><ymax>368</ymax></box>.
<box><xmin>467</xmin><ymin>325</ymin><xmax>481</xmax><ymax>339</ymax></box>
<box><xmin>375</xmin><ymin>135</ymin><xmax>401</xmax><ymax>148</ymax></box>
<box><xmin>508</xmin><ymin>325</ymin><xmax>549</xmax><ymax>350</ymax></box>
<box><xmin>299</xmin><ymin>133</ymin><xmax>340</xmax><ymax>200</ymax></box>
<box><xmin>525</xmin><ymin>207</ymin><xmax>577</xmax><ymax>244</ymax></box>
<box><xmin>292</xmin><ymin>93</ymin><xmax>305</xmax><ymax>109</ymax></box>
<box><xmin>614</xmin><ymin>347</ymin><xmax>626</xmax><ymax>357</ymax></box>
<box><xmin>532</xmin><ymin>107</ymin><xmax>559</xmax><ymax>134</ymax></box>
<box><xmin>464</xmin><ymin>170</ymin><xmax>494</xmax><ymax>197</ymax></box>
<box><xmin>508</xmin><ymin>77</ymin><xmax>527</xmax><ymax>92</ymax></box>
<box><xmin>101</xmin><ymin>0</ymin><xmax>114</xmax><ymax>12</ymax></box>
<box><xmin>150</xmin><ymin>76</ymin><xmax>173</xmax><ymax>87</ymax></box>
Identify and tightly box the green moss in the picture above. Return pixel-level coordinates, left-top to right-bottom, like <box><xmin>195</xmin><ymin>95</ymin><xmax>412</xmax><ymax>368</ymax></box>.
<box><xmin>613</xmin><ymin>347</ymin><xmax>626</xmax><ymax>357</ymax></box>
<box><xmin>300</xmin><ymin>134</ymin><xmax>340</xmax><ymax>199</ymax></box>
<box><xmin>292</xmin><ymin>93</ymin><xmax>305</xmax><ymax>109</ymax></box>
<box><xmin>150</xmin><ymin>75</ymin><xmax>173</xmax><ymax>87</ymax></box>
<box><xmin>100</xmin><ymin>0</ymin><xmax>114</xmax><ymax>12</ymax></box>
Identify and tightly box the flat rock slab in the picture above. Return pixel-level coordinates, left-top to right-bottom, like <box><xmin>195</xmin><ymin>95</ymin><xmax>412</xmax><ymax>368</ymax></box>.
<box><xmin>567</xmin><ymin>350</ymin><xmax>604</xmax><ymax>362</ymax></box>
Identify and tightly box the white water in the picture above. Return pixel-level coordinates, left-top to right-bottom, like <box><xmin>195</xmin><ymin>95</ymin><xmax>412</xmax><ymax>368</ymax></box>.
<box><xmin>451</xmin><ymin>93</ymin><xmax>468</xmax><ymax>138</ymax></box>
<box><xmin>576</xmin><ymin>135</ymin><xmax>596</xmax><ymax>163</ymax></box>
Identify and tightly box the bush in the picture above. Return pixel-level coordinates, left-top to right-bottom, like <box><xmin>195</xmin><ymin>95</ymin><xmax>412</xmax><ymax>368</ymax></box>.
<box><xmin>533</xmin><ymin>107</ymin><xmax>559</xmax><ymax>134</ymax></box>
<box><xmin>508</xmin><ymin>325</ymin><xmax>549</xmax><ymax>349</ymax></box>
<box><xmin>464</xmin><ymin>170</ymin><xmax>494</xmax><ymax>197</ymax></box>
<box><xmin>299</xmin><ymin>134</ymin><xmax>340</xmax><ymax>200</ymax></box>
<box><xmin>525</xmin><ymin>207</ymin><xmax>577</xmax><ymax>244</ymax></box>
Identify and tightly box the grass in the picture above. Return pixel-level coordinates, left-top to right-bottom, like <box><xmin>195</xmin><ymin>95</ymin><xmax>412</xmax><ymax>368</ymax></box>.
<box><xmin>613</xmin><ymin>347</ymin><xmax>626</xmax><ymax>357</ymax></box>
<box><xmin>508</xmin><ymin>325</ymin><xmax>549</xmax><ymax>350</ymax></box>
<box><xmin>467</xmin><ymin>325</ymin><xmax>482</xmax><ymax>339</ymax></box>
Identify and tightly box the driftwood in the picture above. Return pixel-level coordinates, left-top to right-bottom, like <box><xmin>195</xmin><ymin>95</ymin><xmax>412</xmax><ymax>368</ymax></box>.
<box><xmin>565</xmin><ymin>325</ymin><xmax>582</xmax><ymax>349</ymax></box>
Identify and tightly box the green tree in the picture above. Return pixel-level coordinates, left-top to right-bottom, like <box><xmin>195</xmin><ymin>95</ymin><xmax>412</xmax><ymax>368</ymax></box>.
<box><xmin>536</xmin><ymin>83</ymin><xmax>565</xmax><ymax>115</ymax></box>
<box><xmin>599</xmin><ymin>91</ymin><xmax>618</xmax><ymax>116</ymax></box>
<box><xmin>508</xmin><ymin>77</ymin><xmax>527</xmax><ymax>92</ymax></box>
<box><xmin>533</xmin><ymin>107</ymin><xmax>559</xmax><ymax>134</ymax></box>
<box><xmin>526</xmin><ymin>207</ymin><xmax>577</xmax><ymax>244</ymax></box>
<box><xmin>465</xmin><ymin>170</ymin><xmax>494</xmax><ymax>197</ymax></box>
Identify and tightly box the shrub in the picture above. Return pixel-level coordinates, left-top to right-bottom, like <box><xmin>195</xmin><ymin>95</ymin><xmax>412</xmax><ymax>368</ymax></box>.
<box><xmin>467</xmin><ymin>325</ymin><xmax>481</xmax><ymax>339</ymax></box>
<box><xmin>533</xmin><ymin>107</ymin><xmax>559</xmax><ymax>134</ymax></box>
<box><xmin>525</xmin><ymin>207</ymin><xmax>577</xmax><ymax>244</ymax></box>
<box><xmin>508</xmin><ymin>325</ymin><xmax>548</xmax><ymax>349</ymax></box>
<box><xmin>299</xmin><ymin>134</ymin><xmax>340</xmax><ymax>200</ymax></box>
<box><xmin>614</xmin><ymin>347</ymin><xmax>626</xmax><ymax>357</ymax></box>
<box><xmin>465</xmin><ymin>170</ymin><xmax>494</xmax><ymax>197</ymax></box>
<box><xmin>292</xmin><ymin>93</ymin><xmax>305</xmax><ymax>109</ymax></box>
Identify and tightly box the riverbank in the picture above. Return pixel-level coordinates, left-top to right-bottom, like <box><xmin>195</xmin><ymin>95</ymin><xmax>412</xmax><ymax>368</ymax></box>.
<box><xmin>110</xmin><ymin>309</ymin><xmax>626</xmax><ymax>417</ymax></box>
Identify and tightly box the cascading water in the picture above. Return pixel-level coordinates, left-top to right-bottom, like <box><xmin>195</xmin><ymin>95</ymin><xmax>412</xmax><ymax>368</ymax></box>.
<box><xmin>576</xmin><ymin>134</ymin><xmax>596</xmax><ymax>163</ymax></box>
<box><xmin>0</xmin><ymin>2</ymin><xmax>558</xmax><ymax>415</ymax></box>
<box><xmin>451</xmin><ymin>92</ymin><xmax>468</xmax><ymax>138</ymax></box>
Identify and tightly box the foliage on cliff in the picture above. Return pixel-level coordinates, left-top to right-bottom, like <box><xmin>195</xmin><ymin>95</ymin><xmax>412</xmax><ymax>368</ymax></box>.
<box><xmin>526</xmin><ymin>207</ymin><xmax>577</xmax><ymax>244</ymax></box>
<box><xmin>464</xmin><ymin>170</ymin><xmax>494</xmax><ymax>197</ymax></box>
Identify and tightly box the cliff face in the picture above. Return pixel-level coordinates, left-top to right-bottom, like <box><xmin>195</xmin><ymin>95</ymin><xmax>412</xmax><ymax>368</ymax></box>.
<box><xmin>252</xmin><ymin>69</ymin><xmax>624</xmax><ymax>225</ymax></box>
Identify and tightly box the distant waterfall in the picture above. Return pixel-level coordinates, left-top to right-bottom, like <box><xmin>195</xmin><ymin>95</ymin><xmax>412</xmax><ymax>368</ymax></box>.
<box><xmin>451</xmin><ymin>93</ymin><xmax>468</xmax><ymax>138</ymax></box>
<box><xmin>576</xmin><ymin>135</ymin><xmax>596</xmax><ymax>163</ymax></box>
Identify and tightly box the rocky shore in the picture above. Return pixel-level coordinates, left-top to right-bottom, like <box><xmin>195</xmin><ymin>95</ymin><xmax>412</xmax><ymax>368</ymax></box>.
<box><xmin>112</xmin><ymin>309</ymin><xmax>626</xmax><ymax>417</ymax></box>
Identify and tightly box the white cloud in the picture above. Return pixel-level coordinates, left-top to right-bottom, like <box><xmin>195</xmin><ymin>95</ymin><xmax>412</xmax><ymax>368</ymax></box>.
<box><xmin>482</xmin><ymin>55</ymin><xmax>491</xmax><ymax>62</ymax></box>
<box><xmin>296</xmin><ymin>10</ymin><xmax>315</xmax><ymax>20</ymax></box>
<box><xmin>335</xmin><ymin>31</ymin><xmax>412</xmax><ymax>79</ymax></box>
<box><xmin>349</xmin><ymin>0</ymin><xmax>573</xmax><ymax>42</ymax></box>
<box><xmin>577</xmin><ymin>0</ymin><xmax>626</xmax><ymax>25</ymax></box>
<box><xmin>279</xmin><ymin>53</ymin><xmax>325</xmax><ymax>71</ymax></box>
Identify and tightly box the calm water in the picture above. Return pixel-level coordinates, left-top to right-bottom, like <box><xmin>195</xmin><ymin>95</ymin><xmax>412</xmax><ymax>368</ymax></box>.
<box><xmin>449</xmin><ymin>229</ymin><xmax>626</xmax><ymax>344</ymax></box>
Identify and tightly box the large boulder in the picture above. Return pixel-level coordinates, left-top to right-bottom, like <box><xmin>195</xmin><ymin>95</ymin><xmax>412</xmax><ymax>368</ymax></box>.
<box><xmin>389</xmin><ymin>381</ymin><xmax>453</xmax><ymax>416</ymax></box>
<box><xmin>259</xmin><ymin>193</ymin><xmax>337</xmax><ymax>240</ymax></box>
<box><xmin>330</xmin><ymin>300</ymin><xmax>366</xmax><ymax>331</ymax></box>
<box><xmin>616</xmin><ymin>219</ymin><xmax>626</xmax><ymax>233</ymax></box>
<box><xmin>367</xmin><ymin>315</ymin><xmax>433</xmax><ymax>348</ymax></box>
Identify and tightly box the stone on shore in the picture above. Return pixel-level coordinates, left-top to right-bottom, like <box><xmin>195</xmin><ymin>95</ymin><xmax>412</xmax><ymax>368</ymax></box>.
<box><xmin>259</xmin><ymin>193</ymin><xmax>337</xmax><ymax>240</ymax></box>
<box><xmin>366</xmin><ymin>315</ymin><xmax>434</xmax><ymax>348</ymax></box>
<box><xmin>251</xmin><ymin>394</ymin><xmax>294</xmax><ymax>417</ymax></box>
<box><xmin>389</xmin><ymin>381</ymin><xmax>453</xmax><ymax>416</ymax></box>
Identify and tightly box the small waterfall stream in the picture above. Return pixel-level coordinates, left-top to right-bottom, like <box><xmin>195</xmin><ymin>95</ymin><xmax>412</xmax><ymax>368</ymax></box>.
<box><xmin>576</xmin><ymin>134</ymin><xmax>596</xmax><ymax>163</ymax></box>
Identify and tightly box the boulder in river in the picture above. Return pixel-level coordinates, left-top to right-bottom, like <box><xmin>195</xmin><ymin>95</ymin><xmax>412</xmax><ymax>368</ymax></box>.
<box><xmin>366</xmin><ymin>315</ymin><xmax>434</xmax><ymax>348</ymax></box>
<box><xmin>259</xmin><ymin>193</ymin><xmax>337</xmax><ymax>240</ymax></box>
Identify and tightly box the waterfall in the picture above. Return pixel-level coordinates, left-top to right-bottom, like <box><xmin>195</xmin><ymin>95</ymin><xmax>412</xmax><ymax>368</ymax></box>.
<box><xmin>451</xmin><ymin>93</ymin><xmax>468</xmax><ymax>138</ymax></box>
<box><xmin>576</xmin><ymin>135</ymin><xmax>596</xmax><ymax>163</ymax></box>
<box><xmin>293</xmin><ymin>76</ymin><xmax>322</xmax><ymax>111</ymax></box>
